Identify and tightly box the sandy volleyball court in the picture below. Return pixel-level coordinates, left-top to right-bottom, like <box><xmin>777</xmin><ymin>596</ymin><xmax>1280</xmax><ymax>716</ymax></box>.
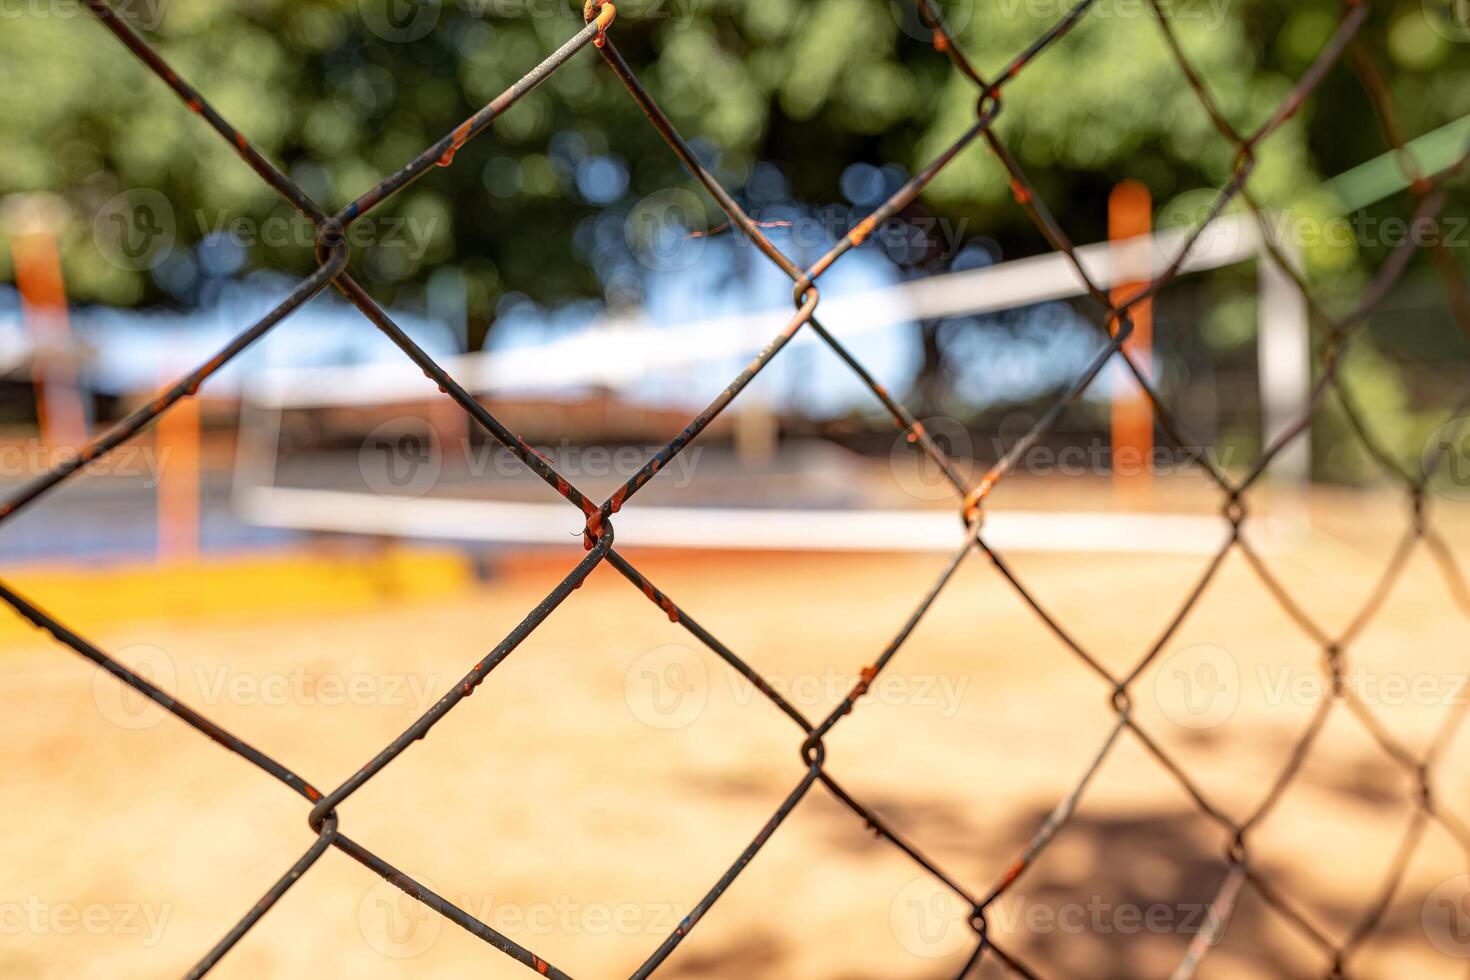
<box><xmin>2</xmin><ymin>485</ymin><xmax>1470</xmax><ymax>979</ymax></box>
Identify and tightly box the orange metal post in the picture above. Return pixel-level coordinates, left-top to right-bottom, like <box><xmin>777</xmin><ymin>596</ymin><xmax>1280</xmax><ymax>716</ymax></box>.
<box><xmin>7</xmin><ymin>201</ymin><xmax>87</xmax><ymax>447</ymax></box>
<box><xmin>1108</xmin><ymin>180</ymin><xmax>1154</xmax><ymax>504</ymax></box>
<box><xmin>156</xmin><ymin>375</ymin><xmax>200</xmax><ymax>563</ymax></box>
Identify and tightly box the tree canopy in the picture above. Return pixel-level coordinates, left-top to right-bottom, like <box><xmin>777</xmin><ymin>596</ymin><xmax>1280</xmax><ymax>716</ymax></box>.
<box><xmin>1</xmin><ymin>0</ymin><xmax>1467</xmax><ymax>343</ymax></box>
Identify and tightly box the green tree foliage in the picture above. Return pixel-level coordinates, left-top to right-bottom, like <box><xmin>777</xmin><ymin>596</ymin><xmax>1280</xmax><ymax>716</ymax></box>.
<box><xmin>1</xmin><ymin>0</ymin><xmax>1466</xmax><ymax>338</ymax></box>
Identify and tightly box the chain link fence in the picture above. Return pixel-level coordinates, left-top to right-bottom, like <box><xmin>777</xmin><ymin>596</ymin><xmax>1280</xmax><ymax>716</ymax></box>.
<box><xmin>5</xmin><ymin>0</ymin><xmax>1470</xmax><ymax>976</ymax></box>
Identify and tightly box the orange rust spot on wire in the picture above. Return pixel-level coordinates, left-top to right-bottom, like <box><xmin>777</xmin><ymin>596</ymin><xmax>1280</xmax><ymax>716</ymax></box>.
<box><xmin>186</xmin><ymin>97</ymin><xmax>202</xmax><ymax>114</ymax></box>
<box><xmin>638</xmin><ymin>580</ymin><xmax>678</xmax><ymax>622</ymax></box>
<box><xmin>592</xmin><ymin>2</ymin><xmax>615</xmax><ymax>46</ymax></box>
<box><xmin>1411</xmin><ymin>176</ymin><xmax>1432</xmax><ymax>197</ymax></box>
<box><xmin>962</xmin><ymin>479</ymin><xmax>991</xmax><ymax>525</ymax></box>
<box><xmin>907</xmin><ymin>420</ymin><xmax>927</xmax><ymax>445</ymax></box>
<box><xmin>437</xmin><ymin>121</ymin><xmax>475</xmax><ymax>168</ymax></box>
<box><xmin>686</xmin><ymin>218</ymin><xmax>792</xmax><ymax>240</ymax></box>
<box><xmin>848</xmin><ymin>215</ymin><xmax>878</xmax><ymax>247</ymax></box>
<box><xmin>932</xmin><ymin>29</ymin><xmax>948</xmax><ymax>52</ymax></box>
<box><xmin>535</xmin><ymin>958</ymin><xmax>549</xmax><ymax>975</ymax></box>
<box><xmin>997</xmin><ymin>858</ymin><xmax>1025</xmax><ymax>890</ymax></box>
<box><xmin>853</xmin><ymin>664</ymin><xmax>879</xmax><ymax>698</ymax></box>
<box><xmin>1009</xmin><ymin>180</ymin><xmax>1031</xmax><ymax>205</ymax></box>
<box><xmin>304</xmin><ymin>785</ymin><xmax>322</xmax><ymax>802</ymax></box>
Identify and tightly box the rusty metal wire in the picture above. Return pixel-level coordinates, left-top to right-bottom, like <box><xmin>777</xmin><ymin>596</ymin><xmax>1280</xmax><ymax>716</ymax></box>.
<box><xmin>7</xmin><ymin>0</ymin><xmax>1470</xmax><ymax>976</ymax></box>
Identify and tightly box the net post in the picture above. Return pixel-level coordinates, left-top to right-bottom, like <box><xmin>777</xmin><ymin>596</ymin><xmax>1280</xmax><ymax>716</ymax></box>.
<box><xmin>1258</xmin><ymin>239</ymin><xmax>1312</xmax><ymax>485</ymax></box>
<box><xmin>2</xmin><ymin>194</ymin><xmax>89</xmax><ymax>448</ymax></box>
<box><xmin>1108</xmin><ymin>180</ymin><xmax>1154</xmax><ymax>505</ymax></box>
<box><xmin>156</xmin><ymin>364</ymin><xmax>200</xmax><ymax>564</ymax></box>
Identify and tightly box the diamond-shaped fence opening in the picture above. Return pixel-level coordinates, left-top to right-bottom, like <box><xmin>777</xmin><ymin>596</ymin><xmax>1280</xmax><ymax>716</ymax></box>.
<box><xmin>6</xmin><ymin>0</ymin><xmax>1470</xmax><ymax>977</ymax></box>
